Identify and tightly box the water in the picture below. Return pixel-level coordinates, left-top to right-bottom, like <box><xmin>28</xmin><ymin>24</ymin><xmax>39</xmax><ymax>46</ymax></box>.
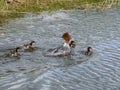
<box><xmin>0</xmin><ymin>7</ymin><xmax>120</xmax><ymax>90</ymax></box>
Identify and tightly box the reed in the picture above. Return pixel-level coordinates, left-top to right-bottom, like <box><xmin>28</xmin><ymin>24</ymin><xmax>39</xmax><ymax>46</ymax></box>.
<box><xmin>0</xmin><ymin>0</ymin><xmax>119</xmax><ymax>25</ymax></box>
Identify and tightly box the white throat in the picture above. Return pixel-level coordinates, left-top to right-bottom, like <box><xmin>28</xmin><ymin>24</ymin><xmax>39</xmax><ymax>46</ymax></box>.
<box><xmin>63</xmin><ymin>42</ymin><xmax>69</xmax><ymax>47</ymax></box>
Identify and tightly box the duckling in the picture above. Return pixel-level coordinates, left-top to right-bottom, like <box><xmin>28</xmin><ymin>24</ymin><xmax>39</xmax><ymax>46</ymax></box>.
<box><xmin>78</xmin><ymin>47</ymin><xmax>92</xmax><ymax>56</ymax></box>
<box><xmin>4</xmin><ymin>47</ymin><xmax>21</xmax><ymax>57</ymax></box>
<box><xmin>85</xmin><ymin>47</ymin><xmax>92</xmax><ymax>56</ymax></box>
<box><xmin>22</xmin><ymin>40</ymin><xmax>36</xmax><ymax>51</ymax></box>
<box><xmin>69</xmin><ymin>40</ymin><xmax>76</xmax><ymax>48</ymax></box>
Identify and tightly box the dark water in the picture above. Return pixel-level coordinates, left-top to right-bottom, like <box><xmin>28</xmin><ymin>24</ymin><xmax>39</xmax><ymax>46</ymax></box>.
<box><xmin>0</xmin><ymin>7</ymin><xmax>120</xmax><ymax>90</ymax></box>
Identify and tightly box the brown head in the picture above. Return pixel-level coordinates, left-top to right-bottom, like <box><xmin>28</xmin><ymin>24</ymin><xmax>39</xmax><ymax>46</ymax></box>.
<box><xmin>15</xmin><ymin>47</ymin><xmax>21</xmax><ymax>52</ymax></box>
<box><xmin>61</xmin><ymin>32</ymin><xmax>71</xmax><ymax>43</ymax></box>
<box><xmin>87</xmin><ymin>47</ymin><xmax>92</xmax><ymax>52</ymax></box>
<box><xmin>30</xmin><ymin>40</ymin><xmax>36</xmax><ymax>45</ymax></box>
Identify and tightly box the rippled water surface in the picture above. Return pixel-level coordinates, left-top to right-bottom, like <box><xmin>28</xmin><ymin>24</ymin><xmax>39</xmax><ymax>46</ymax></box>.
<box><xmin>0</xmin><ymin>7</ymin><xmax>120</xmax><ymax>90</ymax></box>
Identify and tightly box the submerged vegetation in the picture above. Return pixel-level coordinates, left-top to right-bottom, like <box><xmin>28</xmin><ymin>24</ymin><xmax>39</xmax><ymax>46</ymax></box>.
<box><xmin>0</xmin><ymin>0</ymin><xmax>119</xmax><ymax>25</ymax></box>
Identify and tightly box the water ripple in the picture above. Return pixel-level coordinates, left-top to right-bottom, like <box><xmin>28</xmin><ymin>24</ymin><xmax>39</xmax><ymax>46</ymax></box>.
<box><xmin>0</xmin><ymin>8</ymin><xmax>120</xmax><ymax>90</ymax></box>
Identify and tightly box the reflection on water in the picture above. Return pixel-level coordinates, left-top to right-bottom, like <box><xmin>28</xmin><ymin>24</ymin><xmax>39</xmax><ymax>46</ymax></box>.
<box><xmin>0</xmin><ymin>7</ymin><xmax>120</xmax><ymax>90</ymax></box>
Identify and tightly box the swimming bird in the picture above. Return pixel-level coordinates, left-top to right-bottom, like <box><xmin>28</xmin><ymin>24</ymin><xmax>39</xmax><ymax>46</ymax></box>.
<box><xmin>85</xmin><ymin>47</ymin><xmax>92</xmax><ymax>56</ymax></box>
<box><xmin>44</xmin><ymin>32</ymin><xmax>76</xmax><ymax>57</ymax></box>
<box><xmin>22</xmin><ymin>40</ymin><xmax>36</xmax><ymax>50</ymax></box>
<box><xmin>78</xmin><ymin>47</ymin><xmax>92</xmax><ymax>56</ymax></box>
<box><xmin>4</xmin><ymin>47</ymin><xmax>21</xmax><ymax>57</ymax></box>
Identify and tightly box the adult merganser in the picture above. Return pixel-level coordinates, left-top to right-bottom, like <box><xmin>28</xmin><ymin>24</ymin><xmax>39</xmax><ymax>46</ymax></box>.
<box><xmin>22</xmin><ymin>40</ymin><xmax>36</xmax><ymax>50</ymax></box>
<box><xmin>44</xmin><ymin>32</ymin><xmax>76</xmax><ymax>57</ymax></box>
<box><xmin>4</xmin><ymin>47</ymin><xmax>21</xmax><ymax>57</ymax></box>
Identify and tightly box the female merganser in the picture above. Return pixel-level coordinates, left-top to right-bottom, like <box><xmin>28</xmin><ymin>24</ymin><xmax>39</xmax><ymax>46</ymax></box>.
<box><xmin>44</xmin><ymin>32</ymin><xmax>76</xmax><ymax>57</ymax></box>
<box><xmin>22</xmin><ymin>40</ymin><xmax>36</xmax><ymax>50</ymax></box>
<box><xmin>85</xmin><ymin>47</ymin><xmax>92</xmax><ymax>56</ymax></box>
<box><xmin>4</xmin><ymin>47</ymin><xmax>21</xmax><ymax>57</ymax></box>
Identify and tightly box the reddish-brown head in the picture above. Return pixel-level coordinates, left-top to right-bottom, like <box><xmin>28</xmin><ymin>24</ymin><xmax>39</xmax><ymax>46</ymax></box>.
<box><xmin>61</xmin><ymin>32</ymin><xmax>71</xmax><ymax>43</ymax></box>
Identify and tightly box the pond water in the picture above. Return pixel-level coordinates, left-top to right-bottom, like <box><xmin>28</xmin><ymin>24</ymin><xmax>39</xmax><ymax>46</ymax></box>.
<box><xmin>0</xmin><ymin>7</ymin><xmax>120</xmax><ymax>90</ymax></box>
